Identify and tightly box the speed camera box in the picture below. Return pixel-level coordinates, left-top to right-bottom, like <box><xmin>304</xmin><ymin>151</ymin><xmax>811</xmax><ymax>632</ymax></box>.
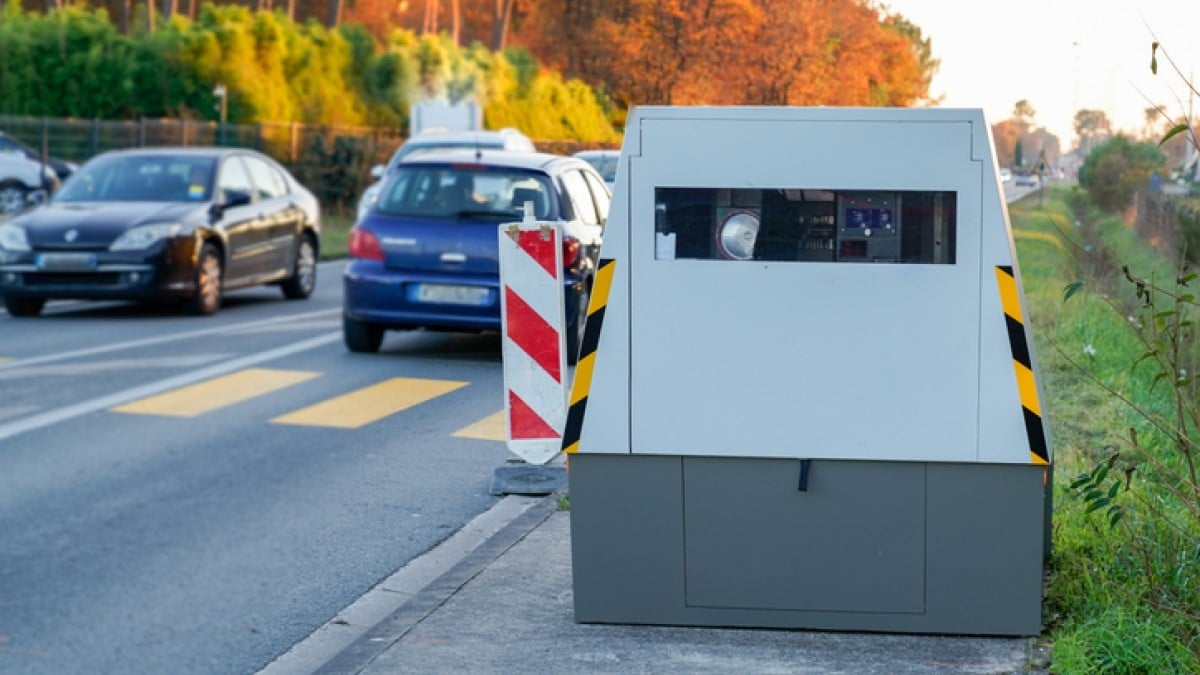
<box><xmin>565</xmin><ymin>106</ymin><xmax>1051</xmax><ymax>636</ymax></box>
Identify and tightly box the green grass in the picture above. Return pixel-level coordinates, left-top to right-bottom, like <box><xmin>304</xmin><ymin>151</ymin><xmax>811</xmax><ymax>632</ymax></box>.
<box><xmin>321</xmin><ymin>210</ymin><xmax>354</xmax><ymax>261</ymax></box>
<box><xmin>1008</xmin><ymin>186</ymin><xmax>1200</xmax><ymax>673</ymax></box>
<box><xmin>1051</xmin><ymin>604</ymin><xmax>1198</xmax><ymax>674</ymax></box>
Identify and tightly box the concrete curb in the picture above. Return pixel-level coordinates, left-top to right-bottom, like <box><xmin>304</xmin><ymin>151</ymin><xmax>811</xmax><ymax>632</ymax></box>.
<box><xmin>314</xmin><ymin>495</ymin><xmax>560</xmax><ymax>674</ymax></box>
<box><xmin>257</xmin><ymin>493</ymin><xmax>556</xmax><ymax>675</ymax></box>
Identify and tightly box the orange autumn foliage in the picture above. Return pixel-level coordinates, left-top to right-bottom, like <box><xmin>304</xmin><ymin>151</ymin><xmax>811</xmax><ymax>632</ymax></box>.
<box><xmin>344</xmin><ymin>0</ymin><xmax>932</xmax><ymax>110</ymax></box>
<box><xmin>513</xmin><ymin>0</ymin><xmax>932</xmax><ymax>109</ymax></box>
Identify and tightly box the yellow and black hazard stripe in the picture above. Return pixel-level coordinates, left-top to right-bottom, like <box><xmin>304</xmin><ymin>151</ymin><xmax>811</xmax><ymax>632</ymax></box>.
<box><xmin>996</xmin><ymin>265</ymin><xmax>1050</xmax><ymax>465</ymax></box>
<box><xmin>563</xmin><ymin>258</ymin><xmax>615</xmax><ymax>454</ymax></box>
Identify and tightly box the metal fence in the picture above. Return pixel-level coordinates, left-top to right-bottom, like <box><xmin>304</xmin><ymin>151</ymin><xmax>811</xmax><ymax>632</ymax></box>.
<box><xmin>0</xmin><ymin>115</ymin><xmax>602</xmax><ymax>214</ymax></box>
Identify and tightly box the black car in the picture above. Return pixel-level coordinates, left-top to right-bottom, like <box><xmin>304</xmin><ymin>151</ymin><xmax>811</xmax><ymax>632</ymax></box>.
<box><xmin>0</xmin><ymin>131</ymin><xmax>77</xmax><ymax>182</ymax></box>
<box><xmin>0</xmin><ymin>147</ymin><xmax>320</xmax><ymax>316</ymax></box>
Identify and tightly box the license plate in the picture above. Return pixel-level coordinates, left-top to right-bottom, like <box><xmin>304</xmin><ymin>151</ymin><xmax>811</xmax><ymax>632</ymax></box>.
<box><xmin>36</xmin><ymin>253</ymin><xmax>96</xmax><ymax>271</ymax></box>
<box><xmin>415</xmin><ymin>283</ymin><xmax>489</xmax><ymax>306</ymax></box>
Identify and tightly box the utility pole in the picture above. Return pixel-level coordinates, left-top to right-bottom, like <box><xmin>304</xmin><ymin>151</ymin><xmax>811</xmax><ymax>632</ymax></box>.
<box><xmin>213</xmin><ymin>84</ymin><xmax>228</xmax><ymax>146</ymax></box>
<box><xmin>1187</xmin><ymin>70</ymin><xmax>1195</xmax><ymax>180</ymax></box>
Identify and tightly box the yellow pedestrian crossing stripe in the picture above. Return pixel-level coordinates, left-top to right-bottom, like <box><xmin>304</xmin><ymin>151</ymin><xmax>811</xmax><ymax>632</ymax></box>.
<box><xmin>272</xmin><ymin>377</ymin><xmax>468</xmax><ymax>429</ymax></box>
<box><xmin>107</xmin><ymin>368</ymin><xmax>504</xmax><ymax>438</ymax></box>
<box><xmin>452</xmin><ymin>411</ymin><xmax>506</xmax><ymax>441</ymax></box>
<box><xmin>112</xmin><ymin>368</ymin><xmax>319</xmax><ymax>417</ymax></box>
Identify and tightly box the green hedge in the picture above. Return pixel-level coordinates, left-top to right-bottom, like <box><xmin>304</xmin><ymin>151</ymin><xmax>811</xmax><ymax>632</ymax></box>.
<box><xmin>0</xmin><ymin>2</ymin><xmax>619</xmax><ymax>142</ymax></box>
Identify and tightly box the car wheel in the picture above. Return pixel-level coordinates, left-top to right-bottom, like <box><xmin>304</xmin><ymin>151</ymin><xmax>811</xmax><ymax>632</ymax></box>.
<box><xmin>344</xmin><ymin>315</ymin><xmax>384</xmax><ymax>353</ymax></box>
<box><xmin>187</xmin><ymin>243</ymin><xmax>222</xmax><ymax>316</ymax></box>
<box><xmin>0</xmin><ymin>181</ymin><xmax>28</xmax><ymax>215</ymax></box>
<box><xmin>4</xmin><ymin>296</ymin><xmax>45</xmax><ymax>317</ymax></box>
<box><xmin>565</xmin><ymin>282</ymin><xmax>591</xmax><ymax>366</ymax></box>
<box><xmin>280</xmin><ymin>234</ymin><xmax>317</xmax><ymax>300</ymax></box>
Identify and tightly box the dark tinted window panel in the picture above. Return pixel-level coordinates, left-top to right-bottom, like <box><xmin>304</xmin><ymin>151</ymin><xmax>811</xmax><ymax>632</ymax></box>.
<box><xmin>654</xmin><ymin>187</ymin><xmax>956</xmax><ymax>265</ymax></box>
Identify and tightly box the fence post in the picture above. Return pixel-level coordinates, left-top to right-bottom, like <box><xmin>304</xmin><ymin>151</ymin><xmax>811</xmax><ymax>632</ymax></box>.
<box><xmin>41</xmin><ymin>116</ymin><xmax>49</xmax><ymax>164</ymax></box>
<box><xmin>91</xmin><ymin>118</ymin><xmax>100</xmax><ymax>157</ymax></box>
<box><xmin>290</xmin><ymin>121</ymin><xmax>299</xmax><ymax>164</ymax></box>
<box><xmin>138</xmin><ymin>117</ymin><xmax>146</xmax><ymax>146</ymax></box>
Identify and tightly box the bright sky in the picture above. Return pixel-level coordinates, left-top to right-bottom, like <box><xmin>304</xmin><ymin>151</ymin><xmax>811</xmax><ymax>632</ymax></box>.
<box><xmin>884</xmin><ymin>0</ymin><xmax>1200</xmax><ymax>150</ymax></box>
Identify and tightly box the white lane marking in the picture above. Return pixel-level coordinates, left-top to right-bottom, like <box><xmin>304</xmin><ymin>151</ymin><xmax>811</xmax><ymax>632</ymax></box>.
<box><xmin>0</xmin><ymin>307</ymin><xmax>340</xmax><ymax>372</ymax></box>
<box><xmin>0</xmin><ymin>354</ymin><xmax>234</xmax><ymax>379</ymax></box>
<box><xmin>0</xmin><ymin>405</ymin><xmax>40</xmax><ymax>422</ymax></box>
<box><xmin>0</xmin><ymin>332</ymin><xmax>341</xmax><ymax>443</ymax></box>
<box><xmin>227</xmin><ymin>319</ymin><xmax>341</xmax><ymax>335</ymax></box>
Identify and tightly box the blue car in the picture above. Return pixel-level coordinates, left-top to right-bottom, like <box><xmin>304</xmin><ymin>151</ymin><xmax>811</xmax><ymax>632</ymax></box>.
<box><xmin>342</xmin><ymin>149</ymin><xmax>610</xmax><ymax>363</ymax></box>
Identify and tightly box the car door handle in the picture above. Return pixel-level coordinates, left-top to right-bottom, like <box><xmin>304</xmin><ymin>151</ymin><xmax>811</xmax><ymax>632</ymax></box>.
<box><xmin>440</xmin><ymin>252</ymin><xmax>466</xmax><ymax>263</ymax></box>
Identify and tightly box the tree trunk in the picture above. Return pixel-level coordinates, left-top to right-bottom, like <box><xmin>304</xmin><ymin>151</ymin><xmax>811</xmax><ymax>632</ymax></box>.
<box><xmin>162</xmin><ymin>0</ymin><xmax>177</xmax><ymax>20</ymax></box>
<box><xmin>451</xmin><ymin>0</ymin><xmax>459</xmax><ymax>44</ymax></box>
<box><xmin>491</xmin><ymin>0</ymin><xmax>514</xmax><ymax>51</ymax></box>
<box><xmin>284</xmin><ymin>0</ymin><xmax>295</xmax><ymax>22</ymax></box>
<box><xmin>119</xmin><ymin>0</ymin><xmax>131</xmax><ymax>34</ymax></box>
<box><xmin>326</xmin><ymin>0</ymin><xmax>342</xmax><ymax>28</ymax></box>
<box><xmin>423</xmin><ymin>0</ymin><xmax>439</xmax><ymax>34</ymax></box>
<box><xmin>146</xmin><ymin>0</ymin><xmax>156</xmax><ymax>32</ymax></box>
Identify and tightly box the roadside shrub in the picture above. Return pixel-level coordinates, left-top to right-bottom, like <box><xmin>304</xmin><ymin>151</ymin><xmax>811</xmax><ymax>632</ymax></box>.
<box><xmin>1078</xmin><ymin>135</ymin><xmax>1165</xmax><ymax>213</ymax></box>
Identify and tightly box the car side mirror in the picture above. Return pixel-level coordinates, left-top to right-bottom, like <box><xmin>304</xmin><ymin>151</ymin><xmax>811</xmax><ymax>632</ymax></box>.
<box><xmin>222</xmin><ymin>189</ymin><xmax>252</xmax><ymax>208</ymax></box>
<box><xmin>370</xmin><ymin>164</ymin><xmax>385</xmax><ymax>179</ymax></box>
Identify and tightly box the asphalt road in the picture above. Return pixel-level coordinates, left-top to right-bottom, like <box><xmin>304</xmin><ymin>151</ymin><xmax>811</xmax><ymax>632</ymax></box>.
<box><xmin>0</xmin><ymin>260</ymin><xmax>514</xmax><ymax>674</ymax></box>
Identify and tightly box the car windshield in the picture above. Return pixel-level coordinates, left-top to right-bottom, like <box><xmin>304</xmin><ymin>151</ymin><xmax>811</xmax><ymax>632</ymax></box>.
<box><xmin>376</xmin><ymin>165</ymin><xmax>554</xmax><ymax>220</ymax></box>
<box><xmin>55</xmin><ymin>155</ymin><xmax>217</xmax><ymax>203</ymax></box>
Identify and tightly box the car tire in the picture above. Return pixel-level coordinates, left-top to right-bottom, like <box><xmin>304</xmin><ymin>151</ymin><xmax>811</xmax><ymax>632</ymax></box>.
<box><xmin>186</xmin><ymin>243</ymin><xmax>222</xmax><ymax>316</ymax></box>
<box><xmin>0</xmin><ymin>180</ymin><xmax>28</xmax><ymax>215</ymax></box>
<box><xmin>565</xmin><ymin>281</ymin><xmax>591</xmax><ymax>366</ymax></box>
<box><xmin>344</xmin><ymin>315</ymin><xmax>384</xmax><ymax>353</ymax></box>
<box><xmin>4</xmin><ymin>296</ymin><xmax>45</xmax><ymax>317</ymax></box>
<box><xmin>280</xmin><ymin>234</ymin><xmax>317</xmax><ymax>300</ymax></box>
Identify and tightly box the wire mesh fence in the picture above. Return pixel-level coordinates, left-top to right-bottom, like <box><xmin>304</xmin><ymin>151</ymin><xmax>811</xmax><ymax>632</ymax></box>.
<box><xmin>0</xmin><ymin>115</ymin><xmax>602</xmax><ymax>215</ymax></box>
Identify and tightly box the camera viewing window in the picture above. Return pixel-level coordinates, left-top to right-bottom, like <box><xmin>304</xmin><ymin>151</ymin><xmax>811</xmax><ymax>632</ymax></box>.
<box><xmin>653</xmin><ymin>187</ymin><xmax>956</xmax><ymax>264</ymax></box>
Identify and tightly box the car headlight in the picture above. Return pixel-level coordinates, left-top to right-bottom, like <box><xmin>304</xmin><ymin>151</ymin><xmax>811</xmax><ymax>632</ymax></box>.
<box><xmin>0</xmin><ymin>223</ymin><xmax>30</xmax><ymax>251</ymax></box>
<box><xmin>110</xmin><ymin>223</ymin><xmax>182</xmax><ymax>251</ymax></box>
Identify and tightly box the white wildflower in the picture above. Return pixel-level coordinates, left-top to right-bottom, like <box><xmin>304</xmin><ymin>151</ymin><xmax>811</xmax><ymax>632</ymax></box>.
<box><xmin>1083</xmin><ymin>344</ymin><xmax>1097</xmax><ymax>358</ymax></box>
